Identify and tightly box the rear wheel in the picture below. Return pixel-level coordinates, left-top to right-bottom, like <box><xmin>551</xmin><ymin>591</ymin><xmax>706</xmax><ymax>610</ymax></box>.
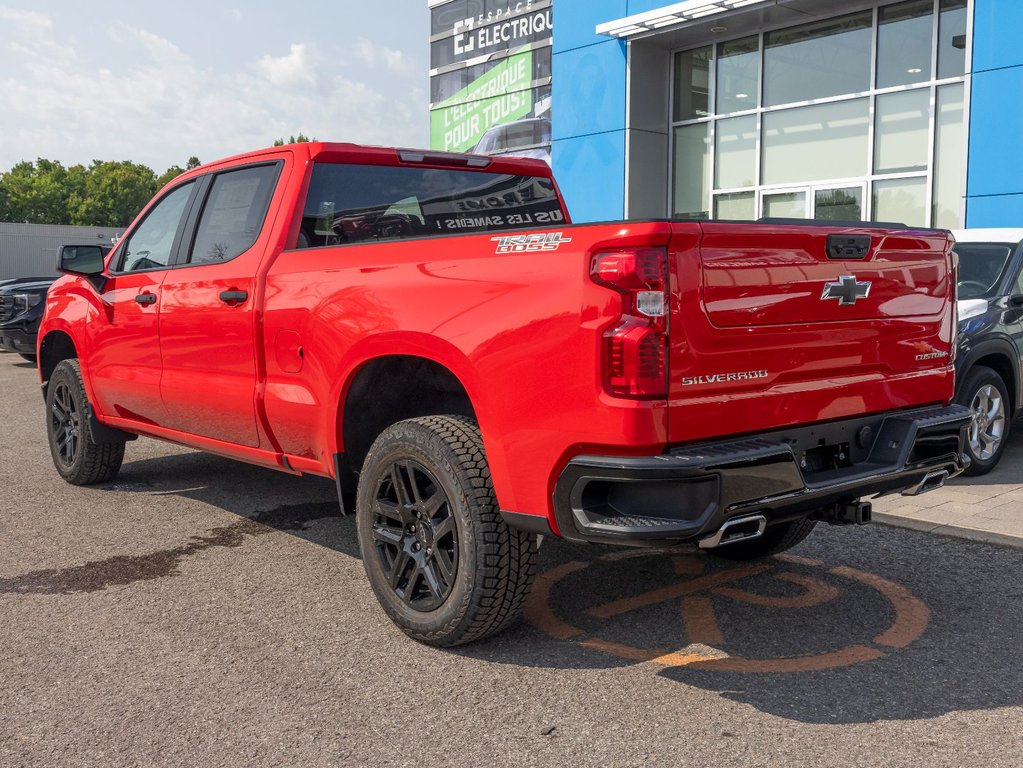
<box><xmin>355</xmin><ymin>415</ymin><xmax>537</xmax><ymax>646</ymax></box>
<box><xmin>46</xmin><ymin>359</ymin><xmax>125</xmax><ymax>485</ymax></box>
<box><xmin>956</xmin><ymin>365</ymin><xmax>1010</xmax><ymax>476</ymax></box>
<box><xmin>705</xmin><ymin>517</ymin><xmax>817</xmax><ymax>561</ymax></box>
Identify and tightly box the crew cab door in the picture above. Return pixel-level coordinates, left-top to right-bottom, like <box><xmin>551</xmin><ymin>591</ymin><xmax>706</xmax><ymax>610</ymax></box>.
<box><xmin>87</xmin><ymin>180</ymin><xmax>198</xmax><ymax>425</ymax></box>
<box><xmin>157</xmin><ymin>161</ymin><xmax>284</xmax><ymax>447</ymax></box>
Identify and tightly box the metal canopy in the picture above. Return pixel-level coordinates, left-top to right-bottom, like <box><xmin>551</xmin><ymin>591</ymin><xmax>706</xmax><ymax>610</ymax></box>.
<box><xmin>596</xmin><ymin>0</ymin><xmax>770</xmax><ymax>38</ymax></box>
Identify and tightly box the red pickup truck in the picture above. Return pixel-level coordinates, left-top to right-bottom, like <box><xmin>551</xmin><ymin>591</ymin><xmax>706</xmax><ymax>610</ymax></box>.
<box><xmin>39</xmin><ymin>142</ymin><xmax>971</xmax><ymax>646</ymax></box>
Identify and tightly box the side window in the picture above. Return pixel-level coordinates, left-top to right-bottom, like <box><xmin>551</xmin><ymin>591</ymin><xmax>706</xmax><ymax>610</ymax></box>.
<box><xmin>188</xmin><ymin>164</ymin><xmax>280</xmax><ymax>264</ymax></box>
<box><xmin>118</xmin><ymin>182</ymin><xmax>194</xmax><ymax>273</ymax></box>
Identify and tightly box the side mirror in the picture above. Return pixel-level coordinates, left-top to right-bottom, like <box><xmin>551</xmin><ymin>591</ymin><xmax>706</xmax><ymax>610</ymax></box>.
<box><xmin>58</xmin><ymin>245</ymin><xmax>106</xmax><ymax>276</ymax></box>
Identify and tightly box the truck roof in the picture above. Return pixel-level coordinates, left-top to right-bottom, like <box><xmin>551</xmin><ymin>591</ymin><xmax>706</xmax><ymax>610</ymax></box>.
<box><xmin>172</xmin><ymin>142</ymin><xmax>553</xmax><ymax>190</ymax></box>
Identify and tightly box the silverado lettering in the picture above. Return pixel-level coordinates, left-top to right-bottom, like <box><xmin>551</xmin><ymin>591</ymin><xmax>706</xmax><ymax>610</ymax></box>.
<box><xmin>38</xmin><ymin>141</ymin><xmax>971</xmax><ymax>647</ymax></box>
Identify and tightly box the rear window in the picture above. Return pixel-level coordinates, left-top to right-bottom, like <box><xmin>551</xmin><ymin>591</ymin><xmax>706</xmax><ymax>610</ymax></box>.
<box><xmin>297</xmin><ymin>163</ymin><xmax>566</xmax><ymax>248</ymax></box>
<box><xmin>954</xmin><ymin>243</ymin><xmax>1016</xmax><ymax>299</ymax></box>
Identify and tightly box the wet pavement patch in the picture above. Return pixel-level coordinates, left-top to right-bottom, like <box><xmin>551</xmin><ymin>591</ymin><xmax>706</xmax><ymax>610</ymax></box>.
<box><xmin>0</xmin><ymin>501</ymin><xmax>339</xmax><ymax>595</ymax></box>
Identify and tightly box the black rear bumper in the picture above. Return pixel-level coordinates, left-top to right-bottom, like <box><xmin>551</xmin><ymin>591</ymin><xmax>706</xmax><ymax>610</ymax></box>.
<box><xmin>553</xmin><ymin>405</ymin><xmax>972</xmax><ymax>547</ymax></box>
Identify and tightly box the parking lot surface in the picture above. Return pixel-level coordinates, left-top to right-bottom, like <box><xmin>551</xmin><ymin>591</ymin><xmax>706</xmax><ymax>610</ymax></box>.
<box><xmin>1</xmin><ymin>354</ymin><xmax>1021</xmax><ymax>767</ymax></box>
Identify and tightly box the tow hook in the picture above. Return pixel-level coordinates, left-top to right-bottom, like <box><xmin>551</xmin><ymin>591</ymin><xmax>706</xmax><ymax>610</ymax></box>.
<box><xmin>816</xmin><ymin>501</ymin><xmax>872</xmax><ymax>526</ymax></box>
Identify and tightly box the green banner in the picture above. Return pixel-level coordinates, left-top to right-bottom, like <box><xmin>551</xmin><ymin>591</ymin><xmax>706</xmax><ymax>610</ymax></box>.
<box><xmin>431</xmin><ymin>49</ymin><xmax>534</xmax><ymax>153</ymax></box>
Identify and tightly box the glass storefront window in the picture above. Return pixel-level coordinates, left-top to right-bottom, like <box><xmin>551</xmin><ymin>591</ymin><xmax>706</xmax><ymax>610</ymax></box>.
<box><xmin>938</xmin><ymin>0</ymin><xmax>968</xmax><ymax>79</ymax></box>
<box><xmin>674</xmin><ymin>47</ymin><xmax>712</xmax><ymax>121</ymax></box>
<box><xmin>764</xmin><ymin>12</ymin><xmax>872</xmax><ymax>107</ymax></box>
<box><xmin>815</xmin><ymin>187</ymin><xmax>864</xmax><ymax>221</ymax></box>
<box><xmin>763</xmin><ymin>191</ymin><xmax>807</xmax><ymax>219</ymax></box>
<box><xmin>671</xmin><ymin>1</ymin><xmax>967</xmax><ymax>228</ymax></box>
<box><xmin>714</xmin><ymin>192</ymin><xmax>756</xmax><ymax>220</ymax></box>
<box><xmin>873</xmin><ymin>177</ymin><xmax>927</xmax><ymax>225</ymax></box>
<box><xmin>876</xmin><ymin>1</ymin><xmax>934</xmax><ymax>89</ymax></box>
<box><xmin>874</xmin><ymin>89</ymin><xmax>930</xmax><ymax>174</ymax></box>
<box><xmin>715</xmin><ymin>115</ymin><xmax>757</xmax><ymax>190</ymax></box>
<box><xmin>716</xmin><ymin>37</ymin><xmax>759</xmax><ymax>115</ymax></box>
<box><xmin>762</xmin><ymin>99</ymin><xmax>869</xmax><ymax>186</ymax></box>
<box><xmin>933</xmin><ymin>83</ymin><xmax>965</xmax><ymax>228</ymax></box>
<box><xmin>673</xmin><ymin>123</ymin><xmax>710</xmax><ymax>218</ymax></box>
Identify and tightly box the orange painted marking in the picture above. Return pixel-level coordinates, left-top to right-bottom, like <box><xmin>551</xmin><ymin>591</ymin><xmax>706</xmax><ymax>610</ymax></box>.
<box><xmin>713</xmin><ymin>572</ymin><xmax>840</xmax><ymax>609</ymax></box>
<box><xmin>672</xmin><ymin>556</ymin><xmax>705</xmax><ymax>576</ymax></box>
<box><xmin>686</xmin><ymin>644</ymin><xmax>885</xmax><ymax>673</ymax></box>
<box><xmin>585</xmin><ymin>563</ymin><xmax>772</xmax><ymax>620</ymax></box>
<box><xmin>681</xmin><ymin>595</ymin><xmax>725</xmax><ymax>645</ymax></box>
<box><xmin>831</xmin><ymin>566</ymin><xmax>930</xmax><ymax>648</ymax></box>
<box><xmin>774</xmin><ymin>553</ymin><xmax>825</xmax><ymax>567</ymax></box>
<box><xmin>523</xmin><ymin>561</ymin><xmax>588</xmax><ymax>640</ymax></box>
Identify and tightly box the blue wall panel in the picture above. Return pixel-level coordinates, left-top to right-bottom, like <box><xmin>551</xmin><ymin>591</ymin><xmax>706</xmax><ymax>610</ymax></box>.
<box><xmin>552</xmin><ymin>132</ymin><xmax>627</xmax><ymax>223</ymax></box>
<box><xmin>966</xmin><ymin>0</ymin><xmax>1023</xmax><ymax>226</ymax></box>
<box><xmin>552</xmin><ymin>0</ymin><xmax>629</xmax><ymax>222</ymax></box>
<box><xmin>971</xmin><ymin>0</ymin><xmax>1023</xmax><ymax>73</ymax></box>
<box><xmin>553</xmin><ymin>0</ymin><xmax>626</xmax><ymax>53</ymax></box>
<box><xmin>965</xmin><ymin>193</ymin><xmax>1023</xmax><ymax>228</ymax></box>
<box><xmin>552</xmin><ymin>40</ymin><xmax>628</xmax><ymax>141</ymax></box>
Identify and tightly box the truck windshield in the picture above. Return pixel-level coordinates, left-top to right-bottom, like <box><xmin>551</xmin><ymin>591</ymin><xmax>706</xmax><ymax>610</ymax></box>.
<box><xmin>954</xmin><ymin>243</ymin><xmax>1016</xmax><ymax>299</ymax></box>
<box><xmin>298</xmin><ymin>163</ymin><xmax>567</xmax><ymax>248</ymax></box>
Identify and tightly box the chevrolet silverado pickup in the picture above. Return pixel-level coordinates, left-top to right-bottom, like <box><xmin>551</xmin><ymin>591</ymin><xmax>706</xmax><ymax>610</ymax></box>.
<box><xmin>39</xmin><ymin>142</ymin><xmax>971</xmax><ymax>646</ymax></box>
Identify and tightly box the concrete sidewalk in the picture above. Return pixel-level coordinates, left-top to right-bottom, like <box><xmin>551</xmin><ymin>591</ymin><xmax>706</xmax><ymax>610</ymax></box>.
<box><xmin>873</xmin><ymin>431</ymin><xmax>1023</xmax><ymax>548</ymax></box>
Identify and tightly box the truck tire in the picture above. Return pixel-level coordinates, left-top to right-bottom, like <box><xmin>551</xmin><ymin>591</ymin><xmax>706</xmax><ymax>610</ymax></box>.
<box><xmin>705</xmin><ymin>517</ymin><xmax>817</xmax><ymax>561</ymax></box>
<box><xmin>956</xmin><ymin>365</ymin><xmax>1010</xmax><ymax>476</ymax></box>
<box><xmin>355</xmin><ymin>415</ymin><xmax>537</xmax><ymax>646</ymax></box>
<box><xmin>45</xmin><ymin>359</ymin><xmax>125</xmax><ymax>485</ymax></box>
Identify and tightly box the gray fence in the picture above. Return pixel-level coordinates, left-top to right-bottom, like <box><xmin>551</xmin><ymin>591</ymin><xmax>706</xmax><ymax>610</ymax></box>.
<box><xmin>0</xmin><ymin>223</ymin><xmax>122</xmax><ymax>280</ymax></box>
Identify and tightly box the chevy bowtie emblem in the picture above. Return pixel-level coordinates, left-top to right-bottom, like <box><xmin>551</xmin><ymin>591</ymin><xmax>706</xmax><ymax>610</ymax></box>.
<box><xmin>821</xmin><ymin>275</ymin><xmax>871</xmax><ymax>306</ymax></box>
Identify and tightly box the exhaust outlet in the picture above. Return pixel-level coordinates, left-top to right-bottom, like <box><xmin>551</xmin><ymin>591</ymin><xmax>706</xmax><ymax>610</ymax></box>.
<box><xmin>699</xmin><ymin>514</ymin><xmax>767</xmax><ymax>549</ymax></box>
<box><xmin>902</xmin><ymin>469</ymin><xmax>949</xmax><ymax>497</ymax></box>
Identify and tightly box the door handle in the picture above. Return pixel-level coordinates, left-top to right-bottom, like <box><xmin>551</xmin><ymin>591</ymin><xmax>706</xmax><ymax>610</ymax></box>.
<box><xmin>219</xmin><ymin>290</ymin><xmax>248</xmax><ymax>304</ymax></box>
<box><xmin>135</xmin><ymin>293</ymin><xmax>157</xmax><ymax>306</ymax></box>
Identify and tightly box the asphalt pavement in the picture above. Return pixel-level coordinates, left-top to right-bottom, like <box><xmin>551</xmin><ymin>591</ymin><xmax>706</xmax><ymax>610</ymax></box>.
<box><xmin>1</xmin><ymin>353</ymin><xmax>1021</xmax><ymax>767</ymax></box>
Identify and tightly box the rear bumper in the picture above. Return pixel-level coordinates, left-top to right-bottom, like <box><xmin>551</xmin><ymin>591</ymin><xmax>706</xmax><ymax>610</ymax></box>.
<box><xmin>552</xmin><ymin>405</ymin><xmax>972</xmax><ymax>547</ymax></box>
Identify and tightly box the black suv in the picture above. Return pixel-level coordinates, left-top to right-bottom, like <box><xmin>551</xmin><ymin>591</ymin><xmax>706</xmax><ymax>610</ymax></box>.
<box><xmin>0</xmin><ymin>276</ymin><xmax>58</xmax><ymax>363</ymax></box>
<box><xmin>952</xmin><ymin>229</ymin><xmax>1023</xmax><ymax>474</ymax></box>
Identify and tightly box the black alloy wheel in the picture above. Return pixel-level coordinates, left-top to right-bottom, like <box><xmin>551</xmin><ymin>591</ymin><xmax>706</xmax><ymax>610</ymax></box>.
<box><xmin>45</xmin><ymin>359</ymin><xmax>125</xmax><ymax>485</ymax></box>
<box><xmin>370</xmin><ymin>459</ymin><xmax>458</xmax><ymax>612</ymax></box>
<box><xmin>49</xmin><ymin>378</ymin><xmax>81</xmax><ymax>468</ymax></box>
<box><xmin>356</xmin><ymin>415</ymin><xmax>537</xmax><ymax>646</ymax></box>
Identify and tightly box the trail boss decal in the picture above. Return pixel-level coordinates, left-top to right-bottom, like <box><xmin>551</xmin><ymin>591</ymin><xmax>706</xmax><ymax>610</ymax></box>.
<box><xmin>681</xmin><ymin>370</ymin><xmax>770</xmax><ymax>387</ymax></box>
<box><xmin>492</xmin><ymin>232</ymin><xmax>572</xmax><ymax>253</ymax></box>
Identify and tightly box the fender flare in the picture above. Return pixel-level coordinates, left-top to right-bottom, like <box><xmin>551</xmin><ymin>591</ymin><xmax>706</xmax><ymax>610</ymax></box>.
<box><xmin>956</xmin><ymin>336</ymin><xmax>1021</xmax><ymax>414</ymax></box>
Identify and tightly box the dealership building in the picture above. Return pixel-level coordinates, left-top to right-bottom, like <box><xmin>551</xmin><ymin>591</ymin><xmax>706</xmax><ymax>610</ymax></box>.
<box><xmin>431</xmin><ymin>0</ymin><xmax>1021</xmax><ymax>230</ymax></box>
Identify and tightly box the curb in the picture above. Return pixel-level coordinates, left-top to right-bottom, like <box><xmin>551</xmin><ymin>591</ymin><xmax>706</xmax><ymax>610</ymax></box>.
<box><xmin>874</xmin><ymin>512</ymin><xmax>1023</xmax><ymax>550</ymax></box>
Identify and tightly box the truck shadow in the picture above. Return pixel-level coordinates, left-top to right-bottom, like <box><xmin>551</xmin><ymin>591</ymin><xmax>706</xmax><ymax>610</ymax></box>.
<box><xmin>42</xmin><ymin>450</ymin><xmax>1023</xmax><ymax>726</ymax></box>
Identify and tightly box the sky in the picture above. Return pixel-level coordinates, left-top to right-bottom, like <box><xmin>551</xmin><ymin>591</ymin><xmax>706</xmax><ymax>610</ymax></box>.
<box><xmin>0</xmin><ymin>0</ymin><xmax>430</xmax><ymax>173</ymax></box>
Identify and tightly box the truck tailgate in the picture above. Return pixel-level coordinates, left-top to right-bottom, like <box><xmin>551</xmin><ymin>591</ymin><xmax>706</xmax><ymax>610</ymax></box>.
<box><xmin>667</xmin><ymin>221</ymin><xmax>956</xmax><ymax>444</ymax></box>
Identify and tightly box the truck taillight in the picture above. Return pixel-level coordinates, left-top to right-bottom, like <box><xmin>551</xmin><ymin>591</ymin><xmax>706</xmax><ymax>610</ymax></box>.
<box><xmin>590</xmin><ymin>248</ymin><xmax>668</xmax><ymax>399</ymax></box>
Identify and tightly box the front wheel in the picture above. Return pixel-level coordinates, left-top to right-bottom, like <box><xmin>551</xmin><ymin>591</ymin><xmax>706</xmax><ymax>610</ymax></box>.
<box><xmin>705</xmin><ymin>517</ymin><xmax>817</xmax><ymax>561</ymax></box>
<box><xmin>956</xmin><ymin>366</ymin><xmax>1010</xmax><ymax>476</ymax></box>
<box><xmin>46</xmin><ymin>359</ymin><xmax>125</xmax><ymax>485</ymax></box>
<box><xmin>355</xmin><ymin>415</ymin><xmax>537</xmax><ymax>646</ymax></box>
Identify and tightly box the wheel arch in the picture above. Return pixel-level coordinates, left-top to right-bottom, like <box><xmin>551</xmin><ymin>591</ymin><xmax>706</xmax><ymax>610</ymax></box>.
<box><xmin>957</xmin><ymin>338</ymin><xmax>1020</xmax><ymax>416</ymax></box>
<box><xmin>334</xmin><ymin>346</ymin><xmax>485</xmax><ymax>486</ymax></box>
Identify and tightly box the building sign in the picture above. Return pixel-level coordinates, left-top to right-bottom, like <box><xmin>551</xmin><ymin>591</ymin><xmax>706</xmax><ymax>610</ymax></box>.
<box><xmin>429</xmin><ymin>0</ymin><xmax>553</xmax><ymax>164</ymax></box>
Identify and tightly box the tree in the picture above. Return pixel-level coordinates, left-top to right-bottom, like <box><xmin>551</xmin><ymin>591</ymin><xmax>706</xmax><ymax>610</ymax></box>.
<box><xmin>68</xmin><ymin>160</ymin><xmax>157</xmax><ymax>227</ymax></box>
<box><xmin>155</xmin><ymin>165</ymin><xmax>185</xmax><ymax>190</ymax></box>
<box><xmin>186</xmin><ymin>156</ymin><xmax>201</xmax><ymax>169</ymax></box>
<box><xmin>272</xmin><ymin>133</ymin><xmax>316</xmax><ymax>146</ymax></box>
<box><xmin>0</xmin><ymin>159</ymin><xmax>82</xmax><ymax>224</ymax></box>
